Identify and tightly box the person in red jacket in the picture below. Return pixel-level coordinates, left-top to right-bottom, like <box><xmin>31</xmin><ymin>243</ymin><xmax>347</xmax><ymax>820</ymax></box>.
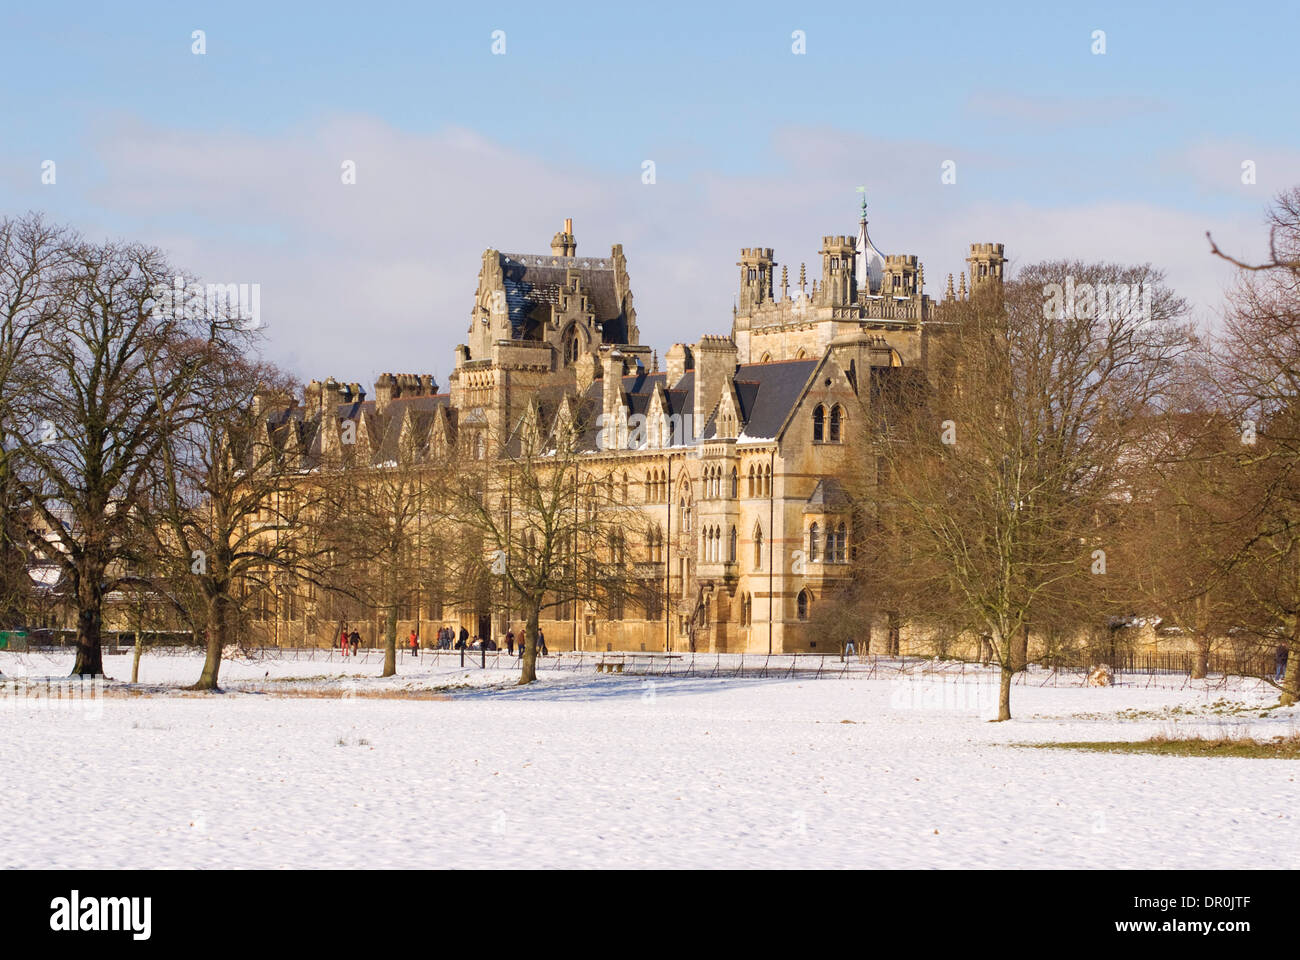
<box><xmin>409</xmin><ymin>630</ymin><xmax>419</xmax><ymax>658</ymax></box>
<box><xmin>339</xmin><ymin>627</ymin><xmax>349</xmax><ymax>656</ymax></box>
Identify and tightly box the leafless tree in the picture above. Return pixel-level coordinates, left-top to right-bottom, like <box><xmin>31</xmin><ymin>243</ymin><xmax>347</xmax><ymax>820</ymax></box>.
<box><xmin>446</xmin><ymin>402</ymin><xmax>634</xmax><ymax>684</ymax></box>
<box><xmin>10</xmin><ymin>231</ymin><xmax>202</xmax><ymax>676</ymax></box>
<box><xmin>861</xmin><ymin>264</ymin><xmax>1193</xmax><ymax>719</ymax></box>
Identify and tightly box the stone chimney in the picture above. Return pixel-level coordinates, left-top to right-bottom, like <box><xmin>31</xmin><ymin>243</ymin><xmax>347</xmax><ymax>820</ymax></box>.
<box><xmin>693</xmin><ymin>336</ymin><xmax>737</xmax><ymax>434</ymax></box>
<box><xmin>665</xmin><ymin>343</ymin><xmax>692</xmax><ymax>387</ymax></box>
<box><xmin>601</xmin><ymin>349</ymin><xmax>628</xmax><ymax>425</ymax></box>
<box><xmin>373</xmin><ymin>373</ymin><xmax>396</xmax><ymax>412</ymax></box>
<box><xmin>420</xmin><ymin>374</ymin><xmax>437</xmax><ymax>395</ymax></box>
<box><xmin>550</xmin><ymin>218</ymin><xmax>576</xmax><ymax>257</ymax></box>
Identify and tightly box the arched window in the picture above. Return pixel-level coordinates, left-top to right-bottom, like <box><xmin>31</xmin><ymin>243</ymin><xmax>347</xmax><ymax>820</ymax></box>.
<box><xmin>830</xmin><ymin>405</ymin><xmax>843</xmax><ymax>443</ymax></box>
<box><xmin>747</xmin><ymin>465</ymin><xmax>755</xmax><ymax>497</ymax></box>
<box><xmin>834</xmin><ymin>522</ymin><xmax>847</xmax><ymax>563</ymax></box>
<box><xmin>729</xmin><ymin>466</ymin><xmax>738</xmax><ymax>498</ymax></box>
<box><xmin>753</xmin><ymin>523</ymin><xmax>764</xmax><ymax>571</ymax></box>
<box><xmin>728</xmin><ymin>525</ymin><xmax>737</xmax><ymax>564</ymax></box>
<box><xmin>797</xmin><ymin>589</ymin><xmax>810</xmax><ymax>621</ymax></box>
<box><xmin>813</xmin><ymin>405</ymin><xmax>825</xmax><ymax>442</ymax></box>
<box><xmin>809</xmin><ymin>522</ymin><xmax>820</xmax><ymax>562</ymax></box>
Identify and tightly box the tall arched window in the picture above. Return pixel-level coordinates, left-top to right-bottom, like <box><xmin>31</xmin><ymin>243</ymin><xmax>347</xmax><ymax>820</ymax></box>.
<box><xmin>813</xmin><ymin>405</ymin><xmax>825</xmax><ymax>442</ymax></box>
<box><xmin>728</xmin><ymin>525</ymin><xmax>737</xmax><ymax>564</ymax></box>
<box><xmin>748</xmin><ymin>465</ymin><xmax>755</xmax><ymax>497</ymax></box>
<box><xmin>809</xmin><ymin>522</ymin><xmax>820</xmax><ymax>562</ymax></box>
<box><xmin>729</xmin><ymin>466</ymin><xmax>738</xmax><ymax>498</ymax></box>
<box><xmin>830</xmin><ymin>405</ymin><xmax>843</xmax><ymax>443</ymax></box>
<box><xmin>834</xmin><ymin>522</ymin><xmax>847</xmax><ymax>563</ymax></box>
<box><xmin>753</xmin><ymin>523</ymin><xmax>764</xmax><ymax>570</ymax></box>
<box><xmin>797</xmin><ymin>589</ymin><xmax>811</xmax><ymax>621</ymax></box>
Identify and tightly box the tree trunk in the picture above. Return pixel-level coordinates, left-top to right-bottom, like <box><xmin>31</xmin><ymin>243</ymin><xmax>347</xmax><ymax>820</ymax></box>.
<box><xmin>1010</xmin><ymin>623</ymin><xmax>1028</xmax><ymax>673</ymax></box>
<box><xmin>131</xmin><ymin>634</ymin><xmax>144</xmax><ymax>684</ymax></box>
<box><xmin>191</xmin><ymin>593</ymin><xmax>227</xmax><ymax>691</ymax></box>
<box><xmin>71</xmin><ymin>569</ymin><xmax>105</xmax><ymax>677</ymax></box>
<box><xmin>1190</xmin><ymin>634</ymin><xmax>1209</xmax><ymax>680</ymax></box>
<box><xmin>993</xmin><ymin>629</ymin><xmax>1013</xmax><ymax>721</ymax></box>
<box><xmin>519</xmin><ymin>605</ymin><xmax>539</xmax><ymax>685</ymax></box>
<box><xmin>1281</xmin><ymin>636</ymin><xmax>1300</xmax><ymax>707</ymax></box>
<box><xmin>381</xmin><ymin>605</ymin><xmax>397</xmax><ymax>677</ymax></box>
<box><xmin>996</xmin><ymin>661</ymin><xmax>1013</xmax><ymax>721</ymax></box>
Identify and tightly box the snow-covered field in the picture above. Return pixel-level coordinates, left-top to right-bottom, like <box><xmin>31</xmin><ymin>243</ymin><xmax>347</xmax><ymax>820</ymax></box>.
<box><xmin>2</xmin><ymin>650</ymin><xmax>1296</xmax><ymax>869</ymax></box>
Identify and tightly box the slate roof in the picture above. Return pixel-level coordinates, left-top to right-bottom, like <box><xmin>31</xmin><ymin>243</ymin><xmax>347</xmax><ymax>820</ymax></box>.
<box><xmin>498</xmin><ymin>254</ymin><xmax>630</xmax><ymax>342</ymax></box>
<box><xmin>699</xmin><ymin>358</ymin><xmax>819</xmax><ymax>441</ymax></box>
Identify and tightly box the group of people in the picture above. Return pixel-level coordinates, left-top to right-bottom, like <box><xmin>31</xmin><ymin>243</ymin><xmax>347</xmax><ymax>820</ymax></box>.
<box><xmin>336</xmin><ymin>623</ymin><xmax>553</xmax><ymax>658</ymax></box>
<box><xmin>337</xmin><ymin>627</ymin><xmax>361</xmax><ymax>656</ymax></box>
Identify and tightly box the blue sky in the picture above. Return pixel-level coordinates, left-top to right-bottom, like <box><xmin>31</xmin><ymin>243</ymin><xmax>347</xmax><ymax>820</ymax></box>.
<box><xmin>2</xmin><ymin>0</ymin><xmax>1297</xmax><ymax>381</ymax></box>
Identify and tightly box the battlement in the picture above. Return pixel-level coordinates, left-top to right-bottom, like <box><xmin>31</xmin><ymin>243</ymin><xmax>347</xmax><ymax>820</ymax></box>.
<box><xmin>885</xmin><ymin>254</ymin><xmax>918</xmax><ymax>267</ymax></box>
<box><xmin>821</xmin><ymin>235</ymin><xmax>854</xmax><ymax>248</ymax></box>
<box><xmin>970</xmin><ymin>242</ymin><xmax>1005</xmax><ymax>256</ymax></box>
<box><xmin>696</xmin><ymin>334</ymin><xmax>737</xmax><ymax>350</ymax></box>
<box><xmin>739</xmin><ymin>247</ymin><xmax>775</xmax><ymax>260</ymax></box>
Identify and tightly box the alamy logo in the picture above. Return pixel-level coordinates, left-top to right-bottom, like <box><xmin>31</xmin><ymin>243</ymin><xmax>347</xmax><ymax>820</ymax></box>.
<box><xmin>49</xmin><ymin>890</ymin><xmax>151</xmax><ymax>941</ymax></box>
<box><xmin>1041</xmin><ymin>277</ymin><xmax>1151</xmax><ymax>322</ymax></box>
<box><xmin>152</xmin><ymin>275</ymin><xmax>262</xmax><ymax>329</ymax></box>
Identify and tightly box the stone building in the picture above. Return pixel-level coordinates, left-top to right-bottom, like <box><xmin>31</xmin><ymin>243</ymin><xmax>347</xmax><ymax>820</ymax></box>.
<box><xmin>254</xmin><ymin>205</ymin><xmax>1007</xmax><ymax>653</ymax></box>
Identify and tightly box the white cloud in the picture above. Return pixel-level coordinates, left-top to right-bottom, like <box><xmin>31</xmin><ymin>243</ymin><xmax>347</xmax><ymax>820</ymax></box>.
<box><xmin>78</xmin><ymin>116</ymin><xmax>1283</xmax><ymax>388</ymax></box>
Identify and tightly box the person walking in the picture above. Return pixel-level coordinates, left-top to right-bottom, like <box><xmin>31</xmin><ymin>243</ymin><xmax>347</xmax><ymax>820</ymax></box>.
<box><xmin>409</xmin><ymin>630</ymin><xmax>419</xmax><ymax>658</ymax></box>
<box><xmin>844</xmin><ymin>637</ymin><xmax>856</xmax><ymax>661</ymax></box>
<box><xmin>537</xmin><ymin>628</ymin><xmax>548</xmax><ymax>657</ymax></box>
<box><xmin>349</xmin><ymin>629</ymin><xmax>361</xmax><ymax>656</ymax></box>
<box><xmin>339</xmin><ymin>626</ymin><xmax>349</xmax><ymax>657</ymax></box>
<box><xmin>1275</xmin><ymin>643</ymin><xmax>1288</xmax><ymax>682</ymax></box>
<box><xmin>505</xmin><ymin>629</ymin><xmax>515</xmax><ymax>656</ymax></box>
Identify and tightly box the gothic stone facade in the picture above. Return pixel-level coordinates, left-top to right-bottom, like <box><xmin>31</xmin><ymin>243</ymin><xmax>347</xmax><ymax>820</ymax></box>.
<box><xmin>258</xmin><ymin>215</ymin><xmax>1007</xmax><ymax>653</ymax></box>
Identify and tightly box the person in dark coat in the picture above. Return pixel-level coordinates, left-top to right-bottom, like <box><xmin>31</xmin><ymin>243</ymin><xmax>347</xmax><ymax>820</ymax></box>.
<box><xmin>537</xmin><ymin>628</ymin><xmax>548</xmax><ymax>657</ymax></box>
<box><xmin>505</xmin><ymin>630</ymin><xmax>515</xmax><ymax>655</ymax></box>
<box><xmin>349</xmin><ymin>630</ymin><xmax>361</xmax><ymax>656</ymax></box>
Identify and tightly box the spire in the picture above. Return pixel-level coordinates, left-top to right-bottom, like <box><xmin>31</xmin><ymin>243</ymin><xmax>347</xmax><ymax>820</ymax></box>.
<box><xmin>945</xmin><ymin>273</ymin><xmax>955</xmax><ymax>301</ymax></box>
<box><xmin>958</xmin><ymin>271</ymin><xmax>967</xmax><ymax>299</ymax></box>
<box><xmin>780</xmin><ymin>264</ymin><xmax>789</xmax><ymax>300</ymax></box>
<box><xmin>798</xmin><ymin>262</ymin><xmax>807</xmax><ymax>293</ymax></box>
<box><xmin>854</xmin><ymin>189</ymin><xmax>886</xmax><ymax>296</ymax></box>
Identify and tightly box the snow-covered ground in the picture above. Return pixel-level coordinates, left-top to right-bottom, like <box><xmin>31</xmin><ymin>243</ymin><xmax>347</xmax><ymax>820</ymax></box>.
<box><xmin>2</xmin><ymin>650</ymin><xmax>1296</xmax><ymax>868</ymax></box>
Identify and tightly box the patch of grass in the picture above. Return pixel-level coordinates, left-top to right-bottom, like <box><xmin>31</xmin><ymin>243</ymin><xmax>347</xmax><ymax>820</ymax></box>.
<box><xmin>1031</xmin><ymin>733</ymin><xmax>1300</xmax><ymax>759</ymax></box>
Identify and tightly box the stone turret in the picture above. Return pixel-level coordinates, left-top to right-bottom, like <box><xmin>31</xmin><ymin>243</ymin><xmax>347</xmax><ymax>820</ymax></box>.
<box><xmin>737</xmin><ymin>247</ymin><xmax>775</xmax><ymax>312</ymax></box>
<box><xmin>967</xmin><ymin>242</ymin><xmax>1006</xmax><ymax>291</ymax></box>
<box><xmin>819</xmin><ymin>235</ymin><xmax>857</xmax><ymax>306</ymax></box>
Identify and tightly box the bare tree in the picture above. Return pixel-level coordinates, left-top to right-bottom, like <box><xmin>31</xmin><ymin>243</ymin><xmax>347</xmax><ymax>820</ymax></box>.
<box><xmin>320</xmin><ymin>424</ymin><xmax>449</xmax><ymax>677</ymax></box>
<box><xmin>862</xmin><ymin>264</ymin><xmax>1192</xmax><ymax>720</ymax></box>
<box><xmin>446</xmin><ymin>400</ymin><xmax>631</xmax><ymax>684</ymax></box>
<box><xmin>11</xmin><ymin>231</ymin><xmax>201</xmax><ymax>676</ymax></box>
<box><xmin>1211</xmin><ymin>188</ymin><xmax>1300</xmax><ymax>702</ymax></box>
<box><xmin>146</xmin><ymin>340</ymin><xmax>337</xmax><ymax>691</ymax></box>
